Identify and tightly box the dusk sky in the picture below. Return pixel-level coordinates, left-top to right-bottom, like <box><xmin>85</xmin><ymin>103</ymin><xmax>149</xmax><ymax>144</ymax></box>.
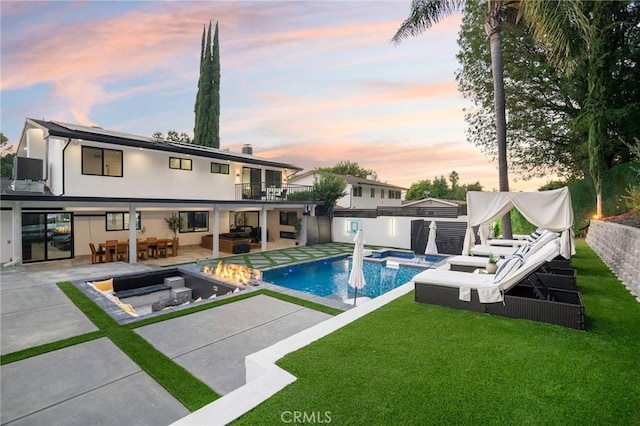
<box><xmin>1</xmin><ymin>0</ymin><xmax>547</xmax><ymax>191</ymax></box>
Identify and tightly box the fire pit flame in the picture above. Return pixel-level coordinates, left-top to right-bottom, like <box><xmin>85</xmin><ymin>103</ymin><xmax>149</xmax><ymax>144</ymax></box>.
<box><xmin>202</xmin><ymin>261</ymin><xmax>260</xmax><ymax>286</ymax></box>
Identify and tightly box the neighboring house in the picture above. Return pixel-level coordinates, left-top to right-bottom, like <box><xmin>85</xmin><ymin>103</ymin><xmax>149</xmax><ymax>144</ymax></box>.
<box><xmin>289</xmin><ymin>171</ymin><xmax>406</xmax><ymax>209</ymax></box>
<box><xmin>0</xmin><ymin>119</ymin><xmax>315</xmax><ymax>264</ymax></box>
<box><xmin>400</xmin><ymin>197</ymin><xmax>464</xmax><ymax>218</ymax></box>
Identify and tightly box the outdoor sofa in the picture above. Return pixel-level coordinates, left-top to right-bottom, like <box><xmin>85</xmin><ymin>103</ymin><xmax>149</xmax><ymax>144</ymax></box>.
<box><xmin>201</xmin><ymin>233</ymin><xmax>251</xmax><ymax>254</ymax></box>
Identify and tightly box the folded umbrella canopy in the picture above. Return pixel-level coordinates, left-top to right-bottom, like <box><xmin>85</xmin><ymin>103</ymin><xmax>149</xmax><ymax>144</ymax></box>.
<box><xmin>348</xmin><ymin>229</ymin><xmax>366</xmax><ymax>306</ymax></box>
<box><xmin>425</xmin><ymin>221</ymin><xmax>438</xmax><ymax>255</ymax></box>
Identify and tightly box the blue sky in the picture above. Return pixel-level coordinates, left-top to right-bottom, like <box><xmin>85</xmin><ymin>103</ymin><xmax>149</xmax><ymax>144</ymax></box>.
<box><xmin>0</xmin><ymin>0</ymin><xmax>546</xmax><ymax>190</ymax></box>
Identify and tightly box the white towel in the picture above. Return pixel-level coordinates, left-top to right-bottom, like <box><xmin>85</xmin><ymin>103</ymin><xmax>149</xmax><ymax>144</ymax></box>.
<box><xmin>477</xmin><ymin>286</ymin><xmax>503</xmax><ymax>303</ymax></box>
<box><xmin>459</xmin><ymin>287</ymin><xmax>471</xmax><ymax>302</ymax></box>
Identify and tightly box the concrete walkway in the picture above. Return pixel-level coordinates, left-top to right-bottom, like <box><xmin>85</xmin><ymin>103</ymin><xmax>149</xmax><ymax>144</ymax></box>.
<box><xmin>0</xmin><ymin>245</ymin><xmax>351</xmax><ymax>425</ymax></box>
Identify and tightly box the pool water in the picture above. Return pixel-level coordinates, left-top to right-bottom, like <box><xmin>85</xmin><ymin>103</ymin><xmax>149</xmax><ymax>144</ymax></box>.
<box><xmin>262</xmin><ymin>255</ymin><xmax>445</xmax><ymax>300</ymax></box>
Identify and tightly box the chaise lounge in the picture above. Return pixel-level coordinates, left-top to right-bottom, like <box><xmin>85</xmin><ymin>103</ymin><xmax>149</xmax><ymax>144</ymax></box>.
<box><xmin>413</xmin><ymin>239</ymin><xmax>585</xmax><ymax>329</ymax></box>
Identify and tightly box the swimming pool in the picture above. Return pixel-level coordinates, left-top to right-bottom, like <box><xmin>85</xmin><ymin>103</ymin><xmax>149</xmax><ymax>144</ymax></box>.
<box><xmin>261</xmin><ymin>254</ymin><xmax>446</xmax><ymax>300</ymax></box>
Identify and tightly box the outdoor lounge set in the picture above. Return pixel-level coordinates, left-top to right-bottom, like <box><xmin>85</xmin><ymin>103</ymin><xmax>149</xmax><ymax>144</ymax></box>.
<box><xmin>412</xmin><ymin>188</ymin><xmax>586</xmax><ymax>330</ymax></box>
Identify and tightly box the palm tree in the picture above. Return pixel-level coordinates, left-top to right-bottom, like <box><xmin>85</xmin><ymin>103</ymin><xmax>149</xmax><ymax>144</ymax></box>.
<box><xmin>392</xmin><ymin>0</ymin><xmax>588</xmax><ymax>238</ymax></box>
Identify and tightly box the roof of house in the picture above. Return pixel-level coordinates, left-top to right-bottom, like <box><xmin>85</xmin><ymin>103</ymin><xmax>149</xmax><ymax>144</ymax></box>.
<box><xmin>25</xmin><ymin>119</ymin><xmax>302</xmax><ymax>170</ymax></box>
<box><xmin>402</xmin><ymin>197</ymin><xmax>463</xmax><ymax>208</ymax></box>
<box><xmin>289</xmin><ymin>170</ymin><xmax>407</xmax><ymax>190</ymax></box>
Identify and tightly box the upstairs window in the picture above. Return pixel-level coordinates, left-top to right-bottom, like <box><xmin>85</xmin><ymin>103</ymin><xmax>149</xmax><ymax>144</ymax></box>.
<box><xmin>170</xmin><ymin>157</ymin><xmax>192</xmax><ymax>170</ymax></box>
<box><xmin>211</xmin><ymin>162</ymin><xmax>229</xmax><ymax>174</ymax></box>
<box><xmin>380</xmin><ymin>189</ymin><xmax>385</xmax><ymax>199</ymax></box>
<box><xmin>370</xmin><ymin>188</ymin><xmax>375</xmax><ymax>198</ymax></box>
<box><xmin>353</xmin><ymin>187</ymin><xmax>362</xmax><ymax>197</ymax></box>
<box><xmin>266</xmin><ymin>170</ymin><xmax>282</xmax><ymax>187</ymax></box>
<box><xmin>82</xmin><ymin>146</ymin><xmax>123</xmax><ymax>177</ymax></box>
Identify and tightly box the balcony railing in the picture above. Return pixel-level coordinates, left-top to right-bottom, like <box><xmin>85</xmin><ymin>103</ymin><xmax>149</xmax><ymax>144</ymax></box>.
<box><xmin>235</xmin><ymin>183</ymin><xmax>315</xmax><ymax>201</ymax></box>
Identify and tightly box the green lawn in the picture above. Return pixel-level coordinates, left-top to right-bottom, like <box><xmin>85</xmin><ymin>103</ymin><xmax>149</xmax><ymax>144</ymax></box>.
<box><xmin>234</xmin><ymin>240</ymin><xmax>640</xmax><ymax>425</ymax></box>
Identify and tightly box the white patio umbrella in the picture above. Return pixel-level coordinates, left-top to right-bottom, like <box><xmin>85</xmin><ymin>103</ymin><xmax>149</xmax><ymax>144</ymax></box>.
<box><xmin>425</xmin><ymin>221</ymin><xmax>438</xmax><ymax>255</ymax></box>
<box><xmin>348</xmin><ymin>229</ymin><xmax>366</xmax><ymax>306</ymax></box>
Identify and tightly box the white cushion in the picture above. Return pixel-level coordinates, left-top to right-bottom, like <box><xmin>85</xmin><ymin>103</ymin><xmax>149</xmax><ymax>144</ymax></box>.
<box><xmin>494</xmin><ymin>254</ymin><xmax>524</xmax><ymax>283</ymax></box>
<box><xmin>514</xmin><ymin>244</ymin><xmax>531</xmax><ymax>257</ymax></box>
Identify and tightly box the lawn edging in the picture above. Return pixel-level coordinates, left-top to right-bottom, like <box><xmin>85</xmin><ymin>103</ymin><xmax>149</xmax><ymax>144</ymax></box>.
<box><xmin>169</xmin><ymin>280</ymin><xmax>415</xmax><ymax>426</ymax></box>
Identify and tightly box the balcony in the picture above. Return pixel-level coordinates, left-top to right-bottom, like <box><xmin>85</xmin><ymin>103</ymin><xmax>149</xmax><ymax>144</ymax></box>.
<box><xmin>235</xmin><ymin>183</ymin><xmax>315</xmax><ymax>201</ymax></box>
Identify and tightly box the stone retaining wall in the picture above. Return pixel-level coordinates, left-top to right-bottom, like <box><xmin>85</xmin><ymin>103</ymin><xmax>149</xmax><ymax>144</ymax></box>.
<box><xmin>586</xmin><ymin>220</ymin><xmax>640</xmax><ymax>302</ymax></box>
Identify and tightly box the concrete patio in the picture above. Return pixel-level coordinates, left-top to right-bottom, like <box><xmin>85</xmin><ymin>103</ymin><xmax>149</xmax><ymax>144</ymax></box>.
<box><xmin>0</xmin><ymin>243</ymin><xmax>354</xmax><ymax>425</ymax></box>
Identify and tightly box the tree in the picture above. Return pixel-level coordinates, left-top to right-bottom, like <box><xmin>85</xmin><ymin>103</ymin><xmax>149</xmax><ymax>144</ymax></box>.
<box><xmin>312</xmin><ymin>173</ymin><xmax>348</xmax><ymax>217</ymax></box>
<box><xmin>579</xmin><ymin>1</ymin><xmax>640</xmax><ymax>217</ymax></box>
<box><xmin>405</xmin><ymin>171</ymin><xmax>483</xmax><ymax>201</ymax></box>
<box><xmin>457</xmin><ymin>0</ymin><xmax>639</xmax><ymax>211</ymax></box>
<box><xmin>0</xmin><ymin>132</ymin><xmax>15</xmax><ymax>178</ymax></box>
<box><xmin>457</xmin><ymin>0</ymin><xmax>589</xmax><ymax>180</ymax></box>
<box><xmin>318</xmin><ymin>161</ymin><xmax>377</xmax><ymax>180</ymax></box>
<box><xmin>211</xmin><ymin>21</ymin><xmax>221</xmax><ymax>148</ymax></box>
<box><xmin>193</xmin><ymin>21</ymin><xmax>221</xmax><ymax>148</ymax></box>
<box><xmin>405</xmin><ymin>179</ymin><xmax>433</xmax><ymax>201</ymax></box>
<box><xmin>392</xmin><ymin>0</ymin><xmax>589</xmax><ymax>238</ymax></box>
<box><xmin>152</xmin><ymin>130</ymin><xmax>193</xmax><ymax>143</ymax></box>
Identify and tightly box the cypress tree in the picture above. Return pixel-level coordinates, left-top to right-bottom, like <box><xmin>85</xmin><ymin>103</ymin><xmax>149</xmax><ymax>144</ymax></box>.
<box><xmin>193</xmin><ymin>24</ymin><xmax>206</xmax><ymax>144</ymax></box>
<box><xmin>193</xmin><ymin>21</ymin><xmax>221</xmax><ymax>148</ymax></box>
<box><xmin>194</xmin><ymin>22</ymin><xmax>213</xmax><ymax>146</ymax></box>
<box><xmin>211</xmin><ymin>22</ymin><xmax>220</xmax><ymax>148</ymax></box>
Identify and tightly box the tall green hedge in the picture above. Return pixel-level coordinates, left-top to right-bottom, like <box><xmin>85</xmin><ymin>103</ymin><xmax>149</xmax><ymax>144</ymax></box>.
<box><xmin>569</xmin><ymin>161</ymin><xmax>639</xmax><ymax>230</ymax></box>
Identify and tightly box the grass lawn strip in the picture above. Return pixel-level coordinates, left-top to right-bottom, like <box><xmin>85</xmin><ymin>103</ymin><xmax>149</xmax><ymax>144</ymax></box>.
<box><xmin>232</xmin><ymin>241</ymin><xmax>640</xmax><ymax>425</ymax></box>
<box><xmin>0</xmin><ymin>330</ymin><xmax>105</xmax><ymax>366</ymax></box>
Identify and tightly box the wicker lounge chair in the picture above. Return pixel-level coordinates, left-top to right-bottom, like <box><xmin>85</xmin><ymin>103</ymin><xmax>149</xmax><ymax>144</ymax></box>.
<box><xmin>413</xmin><ymin>239</ymin><xmax>585</xmax><ymax>329</ymax></box>
<box><xmin>448</xmin><ymin>231</ymin><xmax>560</xmax><ymax>270</ymax></box>
<box><xmin>469</xmin><ymin>230</ymin><xmax>558</xmax><ymax>257</ymax></box>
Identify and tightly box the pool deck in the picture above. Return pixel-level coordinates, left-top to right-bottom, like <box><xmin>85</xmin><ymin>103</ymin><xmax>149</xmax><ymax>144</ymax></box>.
<box><xmin>0</xmin><ymin>243</ymin><xmax>363</xmax><ymax>425</ymax></box>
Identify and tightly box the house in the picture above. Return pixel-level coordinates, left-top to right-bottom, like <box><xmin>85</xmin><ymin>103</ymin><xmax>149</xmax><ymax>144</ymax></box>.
<box><xmin>400</xmin><ymin>197</ymin><xmax>465</xmax><ymax>218</ymax></box>
<box><xmin>289</xmin><ymin>171</ymin><xmax>406</xmax><ymax>210</ymax></box>
<box><xmin>0</xmin><ymin>119</ymin><xmax>315</xmax><ymax>264</ymax></box>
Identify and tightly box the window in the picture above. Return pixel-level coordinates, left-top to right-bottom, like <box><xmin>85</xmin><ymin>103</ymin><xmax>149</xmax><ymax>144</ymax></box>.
<box><xmin>370</xmin><ymin>188</ymin><xmax>375</xmax><ymax>198</ymax></box>
<box><xmin>169</xmin><ymin>157</ymin><xmax>192</xmax><ymax>170</ymax></box>
<box><xmin>389</xmin><ymin>190</ymin><xmax>402</xmax><ymax>199</ymax></box>
<box><xmin>266</xmin><ymin>170</ymin><xmax>282</xmax><ymax>187</ymax></box>
<box><xmin>211</xmin><ymin>162</ymin><xmax>229</xmax><ymax>174</ymax></box>
<box><xmin>353</xmin><ymin>186</ymin><xmax>362</xmax><ymax>197</ymax></box>
<box><xmin>179</xmin><ymin>211</ymin><xmax>208</xmax><ymax>232</ymax></box>
<box><xmin>381</xmin><ymin>189</ymin><xmax>385</xmax><ymax>199</ymax></box>
<box><xmin>280</xmin><ymin>211</ymin><xmax>298</xmax><ymax>226</ymax></box>
<box><xmin>82</xmin><ymin>146</ymin><xmax>123</xmax><ymax>177</ymax></box>
<box><xmin>106</xmin><ymin>212</ymin><xmax>141</xmax><ymax>231</ymax></box>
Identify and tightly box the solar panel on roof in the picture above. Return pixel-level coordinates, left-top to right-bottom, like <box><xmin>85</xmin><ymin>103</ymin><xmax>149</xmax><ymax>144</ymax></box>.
<box><xmin>53</xmin><ymin>121</ymin><xmax>156</xmax><ymax>143</ymax></box>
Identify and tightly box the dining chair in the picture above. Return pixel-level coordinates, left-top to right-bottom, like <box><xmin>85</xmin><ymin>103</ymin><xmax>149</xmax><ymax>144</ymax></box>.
<box><xmin>137</xmin><ymin>241</ymin><xmax>148</xmax><ymax>260</ymax></box>
<box><xmin>147</xmin><ymin>237</ymin><xmax>158</xmax><ymax>258</ymax></box>
<box><xmin>115</xmin><ymin>241</ymin><xmax>129</xmax><ymax>262</ymax></box>
<box><xmin>89</xmin><ymin>243</ymin><xmax>106</xmax><ymax>264</ymax></box>
<box><xmin>157</xmin><ymin>239</ymin><xmax>168</xmax><ymax>258</ymax></box>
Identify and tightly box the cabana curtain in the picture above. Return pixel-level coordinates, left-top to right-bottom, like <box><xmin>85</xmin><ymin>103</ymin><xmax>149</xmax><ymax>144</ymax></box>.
<box><xmin>462</xmin><ymin>187</ymin><xmax>575</xmax><ymax>259</ymax></box>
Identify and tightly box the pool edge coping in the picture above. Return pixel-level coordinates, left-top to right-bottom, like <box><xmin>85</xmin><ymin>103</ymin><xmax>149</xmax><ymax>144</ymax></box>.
<box><xmin>169</xmin><ymin>280</ymin><xmax>415</xmax><ymax>426</ymax></box>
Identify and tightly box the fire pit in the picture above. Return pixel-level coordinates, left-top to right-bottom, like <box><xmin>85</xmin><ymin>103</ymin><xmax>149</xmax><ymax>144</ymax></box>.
<box><xmin>202</xmin><ymin>261</ymin><xmax>261</xmax><ymax>287</ymax></box>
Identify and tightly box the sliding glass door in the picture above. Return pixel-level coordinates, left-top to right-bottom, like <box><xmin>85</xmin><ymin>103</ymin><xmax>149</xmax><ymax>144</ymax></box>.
<box><xmin>22</xmin><ymin>212</ymin><xmax>73</xmax><ymax>263</ymax></box>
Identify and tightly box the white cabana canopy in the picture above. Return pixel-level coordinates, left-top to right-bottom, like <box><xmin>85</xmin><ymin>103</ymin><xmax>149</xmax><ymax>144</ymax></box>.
<box><xmin>462</xmin><ymin>187</ymin><xmax>575</xmax><ymax>259</ymax></box>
